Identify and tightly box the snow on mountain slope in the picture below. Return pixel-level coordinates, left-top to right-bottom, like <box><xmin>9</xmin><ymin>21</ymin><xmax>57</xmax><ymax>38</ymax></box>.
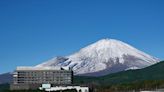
<box><xmin>36</xmin><ymin>39</ymin><xmax>159</xmax><ymax>76</ymax></box>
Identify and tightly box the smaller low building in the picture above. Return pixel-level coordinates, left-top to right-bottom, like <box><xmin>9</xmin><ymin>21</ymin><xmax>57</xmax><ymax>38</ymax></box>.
<box><xmin>39</xmin><ymin>84</ymin><xmax>89</xmax><ymax>92</ymax></box>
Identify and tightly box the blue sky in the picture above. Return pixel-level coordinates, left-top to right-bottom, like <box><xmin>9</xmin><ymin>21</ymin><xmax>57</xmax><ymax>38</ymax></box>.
<box><xmin>0</xmin><ymin>0</ymin><xmax>164</xmax><ymax>73</ymax></box>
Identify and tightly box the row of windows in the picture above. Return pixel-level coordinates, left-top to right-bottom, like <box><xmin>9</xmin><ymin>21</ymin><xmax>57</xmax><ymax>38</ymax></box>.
<box><xmin>17</xmin><ymin>71</ymin><xmax>71</xmax><ymax>74</ymax></box>
<box><xmin>16</xmin><ymin>76</ymin><xmax>71</xmax><ymax>79</ymax></box>
<box><xmin>17</xmin><ymin>80</ymin><xmax>71</xmax><ymax>82</ymax></box>
<box><xmin>17</xmin><ymin>73</ymin><xmax>71</xmax><ymax>77</ymax></box>
<box><xmin>15</xmin><ymin>78</ymin><xmax>71</xmax><ymax>81</ymax></box>
<box><xmin>16</xmin><ymin>79</ymin><xmax>72</xmax><ymax>84</ymax></box>
<box><xmin>14</xmin><ymin>77</ymin><xmax>72</xmax><ymax>82</ymax></box>
<box><xmin>17</xmin><ymin>73</ymin><xmax>71</xmax><ymax>75</ymax></box>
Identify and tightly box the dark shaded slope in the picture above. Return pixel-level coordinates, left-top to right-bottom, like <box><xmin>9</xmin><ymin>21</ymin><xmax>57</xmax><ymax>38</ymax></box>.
<box><xmin>0</xmin><ymin>73</ymin><xmax>12</xmax><ymax>84</ymax></box>
<box><xmin>74</xmin><ymin>61</ymin><xmax>164</xmax><ymax>86</ymax></box>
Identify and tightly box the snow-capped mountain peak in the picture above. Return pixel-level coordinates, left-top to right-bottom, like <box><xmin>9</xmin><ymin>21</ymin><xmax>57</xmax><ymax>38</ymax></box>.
<box><xmin>36</xmin><ymin>38</ymin><xmax>159</xmax><ymax>76</ymax></box>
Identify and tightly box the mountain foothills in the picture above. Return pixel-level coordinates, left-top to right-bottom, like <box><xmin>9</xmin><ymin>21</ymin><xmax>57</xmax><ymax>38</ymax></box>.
<box><xmin>73</xmin><ymin>61</ymin><xmax>164</xmax><ymax>91</ymax></box>
<box><xmin>74</xmin><ymin>60</ymin><xmax>164</xmax><ymax>86</ymax></box>
<box><xmin>36</xmin><ymin>39</ymin><xmax>159</xmax><ymax>76</ymax></box>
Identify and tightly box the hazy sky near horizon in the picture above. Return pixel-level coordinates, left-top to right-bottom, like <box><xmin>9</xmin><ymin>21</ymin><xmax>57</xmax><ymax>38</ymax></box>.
<box><xmin>0</xmin><ymin>0</ymin><xmax>164</xmax><ymax>73</ymax></box>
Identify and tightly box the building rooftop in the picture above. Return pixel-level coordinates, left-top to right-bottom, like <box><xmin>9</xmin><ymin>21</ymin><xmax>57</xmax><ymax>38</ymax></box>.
<box><xmin>16</xmin><ymin>66</ymin><xmax>70</xmax><ymax>71</ymax></box>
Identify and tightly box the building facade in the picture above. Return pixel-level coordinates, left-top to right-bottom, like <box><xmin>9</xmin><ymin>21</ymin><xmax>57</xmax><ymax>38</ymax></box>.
<box><xmin>10</xmin><ymin>66</ymin><xmax>73</xmax><ymax>90</ymax></box>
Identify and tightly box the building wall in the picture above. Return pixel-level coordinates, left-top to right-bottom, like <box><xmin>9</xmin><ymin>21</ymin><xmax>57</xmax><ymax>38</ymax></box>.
<box><xmin>11</xmin><ymin>69</ymin><xmax>73</xmax><ymax>90</ymax></box>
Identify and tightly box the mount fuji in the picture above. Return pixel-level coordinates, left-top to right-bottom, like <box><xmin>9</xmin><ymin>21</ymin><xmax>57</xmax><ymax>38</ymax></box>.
<box><xmin>36</xmin><ymin>39</ymin><xmax>159</xmax><ymax>76</ymax></box>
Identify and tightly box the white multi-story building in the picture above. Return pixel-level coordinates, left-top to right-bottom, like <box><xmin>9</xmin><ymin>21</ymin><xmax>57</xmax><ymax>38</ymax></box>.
<box><xmin>10</xmin><ymin>66</ymin><xmax>73</xmax><ymax>90</ymax></box>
